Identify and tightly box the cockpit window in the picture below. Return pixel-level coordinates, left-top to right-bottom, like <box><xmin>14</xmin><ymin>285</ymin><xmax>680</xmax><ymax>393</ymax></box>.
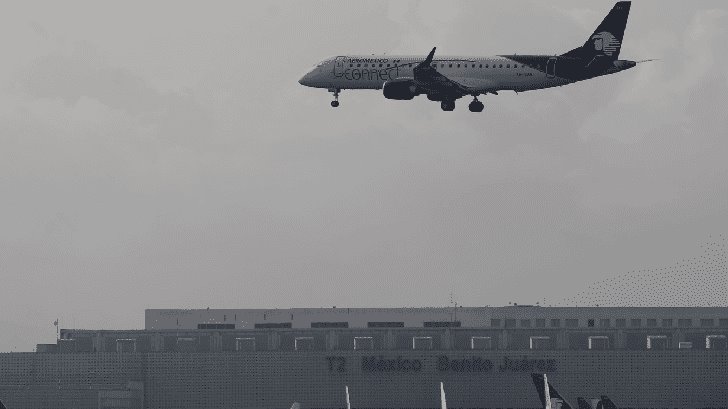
<box><xmin>316</xmin><ymin>57</ymin><xmax>335</xmax><ymax>68</ymax></box>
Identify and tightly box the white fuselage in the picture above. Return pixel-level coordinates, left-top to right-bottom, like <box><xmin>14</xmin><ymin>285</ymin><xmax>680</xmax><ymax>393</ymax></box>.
<box><xmin>299</xmin><ymin>54</ymin><xmax>572</xmax><ymax>94</ymax></box>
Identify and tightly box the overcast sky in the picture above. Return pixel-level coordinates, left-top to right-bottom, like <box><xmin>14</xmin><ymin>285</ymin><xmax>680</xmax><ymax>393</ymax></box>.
<box><xmin>1</xmin><ymin>1</ymin><xmax>727</xmax><ymax>351</ymax></box>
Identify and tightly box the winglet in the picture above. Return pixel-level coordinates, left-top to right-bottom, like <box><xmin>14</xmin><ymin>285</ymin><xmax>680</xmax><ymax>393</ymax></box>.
<box><xmin>419</xmin><ymin>47</ymin><xmax>437</xmax><ymax>68</ymax></box>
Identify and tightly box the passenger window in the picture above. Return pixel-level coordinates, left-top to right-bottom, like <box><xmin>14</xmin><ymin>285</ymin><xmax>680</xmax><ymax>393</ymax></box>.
<box><xmin>486</xmin><ymin>64</ymin><xmax>489</xmax><ymax>68</ymax></box>
<box><xmin>349</xmin><ymin>64</ymin><xmax>353</xmax><ymax>67</ymax></box>
<box><xmin>357</xmin><ymin>64</ymin><xmax>361</xmax><ymax>67</ymax></box>
<box><xmin>499</xmin><ymin>64</ymin><xmax>503</xmax><ymax>68</ymax></box>
<box><xmin>472</xmin><ymin>64</ymin><xmax>475</xmax><ymax>68</ymax></box>
<box><xmin>449</xmin><ymin>64</ymin><xmax>452</xmax><ymax>68</ymax></box>
<box><xmin>379</xmin><ymin>64</ymin><xmax>383</xmax><ymax>67</ymax></box>
<box><xmin>514</xmin><ymin>64</ymin><xmax>518</xmax><ymax>68</ymax></box>
<box><xmin>506</xmin><ymin>64</ymin><xmax>510</xmax><ymax>68</ymax></box>
<box><xmin>479</xmin><ymin>64</ymin><xmax>482</xmax><ymax>68</ymax></box>
<box><xmin>386</xmin><ymin>64</ymin><xmax>390</xmax><ymax>67</ymax></box>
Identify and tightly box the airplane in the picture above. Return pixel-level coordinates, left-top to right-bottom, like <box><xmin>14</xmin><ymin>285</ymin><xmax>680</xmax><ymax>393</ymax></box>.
<box><xmin>532</xmin><ymin>374</ymin><xmax>622</xmax><ymax>409</ymax></box>
<box><xmin>578</xmin><ymin>396</ymin><xmax>620</xmax><ymax>409</ymax></box>
<box><xmin>578</xmin><ymin>397</ymin><xmax>600</xmax><ymax>409</ymax></box>
<box><xmin>299</xmin><ymin>1</ymin><xmax>645</xmax><ymax>112</ymax></box>
<box><xmin>531</xmin><ymin>373</ymin><xmax>573</xmax><ymax>409</ymax></box>
<box><xmin>599</xmin><ymin>396</ymin><xmax>618</xmax><ymax>409</ymax></box>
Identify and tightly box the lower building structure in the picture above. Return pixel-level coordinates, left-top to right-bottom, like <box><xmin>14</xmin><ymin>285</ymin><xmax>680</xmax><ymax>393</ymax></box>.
<box><xmin>0</xmin><ymin>307</ymin><xmax>726</xmax><ymax>409</ymax></box>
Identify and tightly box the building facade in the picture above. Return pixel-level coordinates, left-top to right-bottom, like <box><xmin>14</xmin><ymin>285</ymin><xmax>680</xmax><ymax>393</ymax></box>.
<box><xmin>1</xmin><ymin>307</ymin><xmax>727</xmax><ymax>409</ymax></box>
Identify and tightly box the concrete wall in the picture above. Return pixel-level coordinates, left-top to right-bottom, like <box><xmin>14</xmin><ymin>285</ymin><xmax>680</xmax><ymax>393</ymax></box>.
<box><xmin>1</xmin><ymin>350</ymin><xmax>727</xmax><ymax>409</ymax></box>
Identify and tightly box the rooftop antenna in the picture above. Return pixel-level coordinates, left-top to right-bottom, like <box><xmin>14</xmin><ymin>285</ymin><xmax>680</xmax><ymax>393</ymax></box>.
<box><xmin>449</xmin><ymin>292</ymin><xmax>458</xmax><ymax>320</ymax></box>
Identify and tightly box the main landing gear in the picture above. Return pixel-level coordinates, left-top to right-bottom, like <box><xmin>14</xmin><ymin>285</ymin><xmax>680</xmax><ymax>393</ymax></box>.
<box><xmin>440</xmin><ymin>97</ymin><xmax>484</xmax><ymax>112</ymax></box>
<box><xmin>468</xmin><ymin>97</ymin><xmax>484</xmax><ymax>112</ymax></box>
<box><xmin>440</xmin><ymin>100</ymin><xmax>455</xmax><ymax>111</ymax></box>
<box><xmin>329</xmin><ymin>88</ymin><xmax>341</xmax><ymax>107</ymax></box>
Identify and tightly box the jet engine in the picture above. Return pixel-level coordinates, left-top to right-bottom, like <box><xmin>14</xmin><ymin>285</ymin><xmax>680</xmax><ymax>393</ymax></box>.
<box><xmin>383</xmin><ymin>78</ymin><xmax>419</xmax><ymax>100</ymax></box>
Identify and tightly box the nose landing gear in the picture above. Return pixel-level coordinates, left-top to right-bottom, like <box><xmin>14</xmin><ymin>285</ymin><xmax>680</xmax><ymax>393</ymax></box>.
<box><xmin>468</xmin><ymin>97</ymin><xmax>484</xmax><ymax>112</ymax></box>
<box><xmin>329</xmin><ymin>88</ymin><xmax>341</xmax><ymax>108</ymax></box>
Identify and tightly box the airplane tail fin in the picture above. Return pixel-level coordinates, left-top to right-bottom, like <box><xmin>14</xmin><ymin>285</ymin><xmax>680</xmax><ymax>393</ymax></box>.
<box><xmin>531</xmin><ymin>374</ymin><xmax>573</xmax><ymax>409</ymax></box>
<box><xmin>562</xmin><ymin>1</ymin><xmax>631</xmax><ymax>62</ymax></box>
<box><xmin>599</xmin><ymin>396</ymin><xmax>618</xmax><ymax>409</ymax></box>
<box><xmin>577</xmin><ymin>398</ymin><xmax>594</xmax><ymax>409</ymax></box>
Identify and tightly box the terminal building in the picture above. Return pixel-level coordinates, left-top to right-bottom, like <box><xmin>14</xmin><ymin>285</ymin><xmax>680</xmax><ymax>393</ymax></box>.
<box><xmin>1</xmin><ymin>306</ymin><xmax>727</xmax><ymax>409</ymax></box>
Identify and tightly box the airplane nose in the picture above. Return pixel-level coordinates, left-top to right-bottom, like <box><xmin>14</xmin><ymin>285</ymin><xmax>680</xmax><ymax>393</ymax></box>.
<box><xmin>299</xmin><ymin>67</ymin><xmax>323</xmax><ymax>87</ymax></box>
<box><xmin>299</xmin><ymin>71</ymin><xmax>313</xmax><ymax>86</ymax></box>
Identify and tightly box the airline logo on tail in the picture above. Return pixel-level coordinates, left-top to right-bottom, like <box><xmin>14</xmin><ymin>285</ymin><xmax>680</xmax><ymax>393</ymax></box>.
<box><xmin>591</xmin><ymin>32</ymin><xmax>621</xmax><ymax>56</ymax></box>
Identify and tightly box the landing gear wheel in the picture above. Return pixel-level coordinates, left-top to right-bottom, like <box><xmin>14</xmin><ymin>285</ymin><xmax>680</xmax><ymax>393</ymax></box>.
<box><xmin>329</xmin><ymin>88</ymin><xmax>341</xmax><ymax>108</ymax></box>
<box><xmin>468</xmin><ymin>98</ymin><xmax>484</xmax><ymax>112</ymax></box>
<box><xmin>441</xmin><ymin>100</ymin><xmax>455</xmax><ymax>111</ymax></box>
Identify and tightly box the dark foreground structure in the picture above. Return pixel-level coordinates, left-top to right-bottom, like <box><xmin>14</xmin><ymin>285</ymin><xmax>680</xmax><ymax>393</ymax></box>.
<box><xmin>1</xmin><ymin>307</ymin><xmax>727</xmax><ymax>409</ymax></box>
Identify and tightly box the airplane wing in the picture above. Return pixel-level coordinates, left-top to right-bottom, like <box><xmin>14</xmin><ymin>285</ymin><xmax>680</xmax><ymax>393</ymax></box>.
<box><xmin>412</xmin><ymin>47</ymin><xmax>474</xmax><ymax>99</ymax></box>
<box><xmin>446</xmin><ymin>77</ymin><xmax>498</xmax><ymax>92</ymax></box>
